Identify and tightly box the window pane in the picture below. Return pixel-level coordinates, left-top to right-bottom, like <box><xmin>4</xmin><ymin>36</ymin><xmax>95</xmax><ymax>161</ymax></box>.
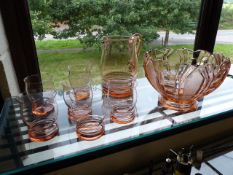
<box><xmin>28</xmin><ymin>0</ymin><xmax>201</xmax><ymax>88</ymax></box>
<box><xmin>214</xmin><ymin>0</ymin><xmax>233</xmax><ymax>60</ymax></box>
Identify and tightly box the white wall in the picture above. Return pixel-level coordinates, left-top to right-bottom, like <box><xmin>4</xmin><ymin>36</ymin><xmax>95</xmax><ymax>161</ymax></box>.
<box><xmin>0</xmin><ymin>11</ymin><xmax>20</xmax><ymax>96</ymax></box>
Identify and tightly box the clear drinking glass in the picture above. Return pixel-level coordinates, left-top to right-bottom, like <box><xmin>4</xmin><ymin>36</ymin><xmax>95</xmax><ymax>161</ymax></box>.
<box><xmin>16</xmin><ymin>94</ymin><xmax>58</xmax><ymax>142</ymax></box>
<box><xmin>24</xmin><ymin>74</ymin><xmax>56</xmax><ymax>117</ymax></box>
<box><xmin>102</xmin><ymin>73</ymin><xmax>135</xmax><ymax>98</ymax></box>
<box><xmin>24</xmin><ymin>74</ymin><xmax>58</xmax><ymax>142</ymax></box>
<box><xmin>62</xmin><ymin>80</ymin><xmax>92</xmax><ymax>122</ymax></box>
<box><xmin>76</xmin><ymin>115</ymin><xmax>105</xmax><ymax>141</ymax></box>
<box><xmin>68</xmin><ymin>64</ymin><xmax>92</xmax><ymax>102</ymax></box>
<box><xmin>104</xmin><ymin>79</ymin><xmax>137</xmax><ymax>124</ymax></box>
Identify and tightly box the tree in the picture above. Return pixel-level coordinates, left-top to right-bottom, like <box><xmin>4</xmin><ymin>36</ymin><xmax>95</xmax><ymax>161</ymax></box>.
<box><xmin>30</xmin><ymin>11</ymin><xmax>53</xmax><ymax>40</ymax></box>
<box><xmin>148</xmin><ymin>0</ymin><xmax>200</xmax><ymax>46</ymax></box>
<box><xmin>47</xmin><ymin>0</ymin><xmax>159</xmax><ymax>47</ymax></box>
<box><xmin>28</xmin><ymin>0</ymin><xmax>54</xmax><ymax>40</ymax></box>
<box><xmin>28</xmin><ymin>0</ymin><xmax>200</xmax><ymax>46</ymax></box>
<box><xmin>219</xmin><ymin>5</ymin><xmax>233</xmax><ymax>29</ymax></box>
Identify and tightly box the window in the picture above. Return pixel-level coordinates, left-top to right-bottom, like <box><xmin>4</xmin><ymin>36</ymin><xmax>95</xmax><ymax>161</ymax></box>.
<box><xmin>27</xmin><ymin>0</ymin><xmax>202</xmax><ymax>88</ymax></box>
<box><xmin>1</xmin><ymin>0</ymin><xmax>224</xmax><ymax>92</ymax></box>
<box><xmin>214</xmin><ymin>0</ymin><xmax>233</xmax><ymax>59</ymax></box>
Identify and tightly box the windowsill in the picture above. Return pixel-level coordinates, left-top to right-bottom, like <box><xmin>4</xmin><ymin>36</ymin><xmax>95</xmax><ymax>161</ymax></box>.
<box><xmin>1</xmin><ymin>73</ymin><xmax>233</xmax><ymax>174</ymax></box>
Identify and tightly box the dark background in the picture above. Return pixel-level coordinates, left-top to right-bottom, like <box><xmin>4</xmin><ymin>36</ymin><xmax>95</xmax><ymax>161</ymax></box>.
<box><xmin>0</xmin><ymin>91</ymin><xmax>3</xmax><ymax>112</ymax></box>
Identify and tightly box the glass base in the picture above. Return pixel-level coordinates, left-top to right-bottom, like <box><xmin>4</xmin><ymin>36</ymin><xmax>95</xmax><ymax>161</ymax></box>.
<box><xmin>29</xmin><ymin>121</ymin><xmax>59</xmax><ymax>142</ymax></box>
<box><xmin>159</xmin><ymin>97</ymin><xmax>197</xmax><ymax>112</ymax></box>
<box><xmin>76</xmin><ymin>120</ymin><xmax>105</xmax><ymax>141</ymax></box>
<box><xmin>110</xmin><ymin>106</ymin><xmax>136</xmax><ymax>124</ymax></box>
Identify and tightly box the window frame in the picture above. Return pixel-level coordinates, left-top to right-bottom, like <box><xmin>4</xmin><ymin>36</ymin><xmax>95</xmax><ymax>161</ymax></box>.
<box><xmin>0</xmin><ymin>91</ymin><xmax>3</xmax><ymax>112</ymax></box>
<box><xmin>194</xmin><ymin>0</ymin><xmax>223</xmax><ymax>52</ymax></box>
<box><xmin>0</xmin><ymin>0</ymin><xmax>40</xmax><ymax>92</ymax></box>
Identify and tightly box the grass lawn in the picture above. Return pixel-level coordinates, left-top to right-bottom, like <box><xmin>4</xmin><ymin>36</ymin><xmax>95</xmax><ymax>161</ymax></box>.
<box><xmin>38</xmin><ymin>50</ymin><xmax>101</xmax><ymax>89</ymax></box>
<box><xmin>37</xmin><ymin>43</ymin><xmax>233</xmax><ymax>89</ymax></box>
<box><xmin>36</xmin><ymin>39</ymin><xmax>83</xmax><ymax>50</ymax></box>
<box><xmin>214</xmin><ymin>44</ymin><xmax>233</xmax><ymax>58</ymax></box>
<box><xmin>219</xmin><ymin>22</ymin><xmax>233</xmax><ymax>30</ymax></box>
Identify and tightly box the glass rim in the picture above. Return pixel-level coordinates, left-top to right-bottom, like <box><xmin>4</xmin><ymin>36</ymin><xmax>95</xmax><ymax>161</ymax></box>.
<box><xmin>68</xmin><ymin>64</ymin><xmax>92</xmax><ymax>71</ymax></box>
<box><xmin>103</xmin><ymin>36</ymin><xmax>131</xmax><ymax>40</ymax></box>
<box><xmin>75</xmin><ymin>114</ymin><xmax>105</xmax><ymax>124</ymax></box>
<box><xmin>145</xmin><ymin>48</ymin><xmax>214</xmax><ymax>58</ymax></box>
<box><xmin>24</xmin><ymin>74</ymin><xmax>40</xmax><ymax>83</ymax></box>
<box><xmin>103</xmin><ymin>33</ymin><xmax>142</xmax><ymax>41</ymax></box>
<box><xmin>24</xmin><ymin>74</ymin><xmax>54</xmax><ymax>85</ymax></box>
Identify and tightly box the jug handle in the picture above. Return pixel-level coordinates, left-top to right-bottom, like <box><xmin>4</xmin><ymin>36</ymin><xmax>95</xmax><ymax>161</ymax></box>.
<box><xmin>132</xmin><ymin>33</ymin><xmax>142</xmax><ymax>57</ymax></box>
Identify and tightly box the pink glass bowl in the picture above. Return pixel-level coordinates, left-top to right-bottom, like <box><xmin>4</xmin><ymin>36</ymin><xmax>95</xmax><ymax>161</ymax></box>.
<box><xmin>144</xmin><ymin>48</ymin><xmax>231</xmax><ymax>112</ymax></box>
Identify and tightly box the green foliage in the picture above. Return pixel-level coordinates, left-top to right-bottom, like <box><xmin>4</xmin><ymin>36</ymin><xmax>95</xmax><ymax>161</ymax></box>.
<box><xmin>47</xmin><ymin>0</ymin><xmax>159</xmax><ymax>46</ymax></box>
<box><xmin>219</xmin><ymin>4</ymin><xmax>233</xmax><ymax>29</ymax></box>
<box><xmin>148</xmin><ymin>0</ymin><xmax>200</xmax><ymax>33</ymax></box>
<box><xmin>29</xmin><ymin>0</ymin><xmax>200</xmax><ymax>46</ymax></box>
<box><xmin>29</xmin><ymin>0</ymin><xmax>55</xmax><ymax>40</ymax></box>
<box><xmin>30</xmin><ymin>10</ymin><xmax>53</xmax><ymax>40</ymax></box>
